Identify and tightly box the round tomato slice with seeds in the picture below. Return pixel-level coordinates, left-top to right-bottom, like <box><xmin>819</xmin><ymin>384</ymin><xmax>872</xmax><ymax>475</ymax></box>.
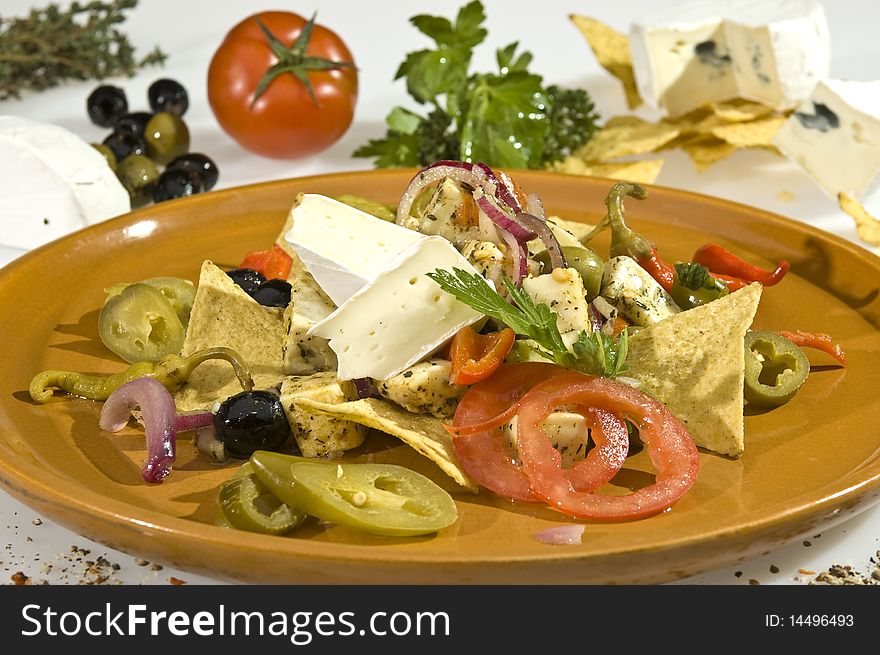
<box><xmin>450</xmin><ymin>363</ymin><xmax>630</xmax><ymax>503</ymax></box>
<box><xmin>515</xmin><ymin>373</ymin><xmax>700</xmax><ymax>521</ymax></box>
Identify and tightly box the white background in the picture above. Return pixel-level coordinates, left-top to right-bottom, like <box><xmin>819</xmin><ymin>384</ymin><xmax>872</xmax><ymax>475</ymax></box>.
<box><xmin>1</xmin><ymin>0</ymin><xmax>878</xmax><ymax>585</ymax></box>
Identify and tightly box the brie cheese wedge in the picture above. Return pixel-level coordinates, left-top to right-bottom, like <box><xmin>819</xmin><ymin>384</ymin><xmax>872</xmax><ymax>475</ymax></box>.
<box><xmin>285</xmin><ymin>194</ymin><xmax>424</xmax><ymax>305</ymax></box>
<box><xmin>309</xmin><ymin>236</ymin><xmax>485</xmax><ymax>381</ymax></box>
<box><xmin>630</xmin><ymin>0</ymin><xmax>830</xmax><ymax>116</ymax></box>
<box><xmin>0</xmin><ymin>115</ymin><xmax>131</xmax><ymax>249</ymax></box>
<box><xmin>773</xmin><ymin>79</ymin><xmax>880</xmax><ymax>200</ymax></box>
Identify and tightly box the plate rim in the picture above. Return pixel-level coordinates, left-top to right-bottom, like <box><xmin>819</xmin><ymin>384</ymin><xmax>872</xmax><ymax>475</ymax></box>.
<box><xmin>2</xmin><ymin>168</ymin><xmax>879</xmax><ymax>580</ymax></box>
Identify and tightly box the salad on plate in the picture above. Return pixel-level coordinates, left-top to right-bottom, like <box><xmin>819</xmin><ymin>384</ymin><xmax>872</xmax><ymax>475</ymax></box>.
<box><xmin>27</xmin><ymin>160</ymin><xmax>846</xmax><ymax>538</ymax></box>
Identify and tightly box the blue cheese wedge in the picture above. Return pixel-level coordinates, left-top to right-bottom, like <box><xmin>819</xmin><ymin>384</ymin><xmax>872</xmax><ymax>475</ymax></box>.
<box><xmin>601</xmin><ymin>256</ymin><xmax>681</xmax><ymax>326</ymax></box>
<box><xmin>773</xmin><ymin>79</ymin><xmax>880</xmax><ymax>200</ymax></box>
<box><xmin>285</xmin><ymin>194</ymin><xmax>424</xmax><ymax>305</ymax></box>
<box><xmin>0</xmin><ymin>115</ymin><xmax>130</xmax><ymax>249</ymax></box>
<box><xmin>630</xmin><ymin>0</ymin><xmax>830</xmax><ymax>116</ymax></box>
<box><xmin>309</xmin><ymin>236</ymin><xmax>485</xmax><ymax>381</ymax></box>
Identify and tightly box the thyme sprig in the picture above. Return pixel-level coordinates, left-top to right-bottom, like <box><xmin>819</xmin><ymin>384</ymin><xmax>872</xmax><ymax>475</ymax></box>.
<box><xmin>0</xmin><ymin>0</ymin><xmax>166</xmax><ymax>100</ymax></box>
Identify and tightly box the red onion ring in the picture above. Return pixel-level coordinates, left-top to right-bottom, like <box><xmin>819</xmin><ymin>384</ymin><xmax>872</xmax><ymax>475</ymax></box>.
<box><xmin>499</xmin><ymin>227</ymin><xmax>529</xmax><ymax>287</ymax></box>
<box><xmin>175</xmin><ymin>411</ymin><xmax>215</xmax><ymax>433</ymax></box>
<box><xmin>476</xmin><ymin>163</ymin><xmax>521</xmax><ymax>214</ymax></box>
<box><xmin>475</xmin><ymin>192</ymin><xmax>536</xmax><ymax>242</ymax></box>
<box><xmin>100</xmin><ymin>377</ymin><xmax>177</xmax><ymax>484</ymax></box>
<box><xmin>516</xmin><ymin>212</ymin><xmax>568</xmax><ymax>270</ymax></box>
<box><xmin>353</xmin><ymin>378</ymin><xmax>377</xmax><ymax>399</ymax></box>
<box><xmin>525</xmin><ymin>193</ymin><xmax>546</xmax><ymax>222</ymax></box>
<box><xmin>396</xmin><ymin>164</ymin><xmax>488</xmax><ymax>225</ymax></box>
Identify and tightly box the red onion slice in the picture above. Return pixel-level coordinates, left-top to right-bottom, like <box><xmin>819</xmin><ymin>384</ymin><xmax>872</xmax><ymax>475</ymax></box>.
<box><xmin>175</xmin><ymin>411</ymin><xmax>215</xmax><ymax>433</ymax></box>
<box><xmin>533</xmin><ymin>524</ymin><xmax>585</xmax><ymax>545</ymax></box>
<box><xmin>475</xmin><ymin>193</ymin><xmax>536</xmax><ymax>242</ymax></box>
<box><xmin>353</xmin><ymin>378</ymin><xmax>377</xmax><ymax>399</ymax></box>
<box><xmin>476</xmin><ymin>163</ymin><xmax>521</xmax><ymax>214</ymax></box>
<box><xmin>396</xmin><ymin>164</ymin><xmax>488</xmax><ymax>225</ymax></box>
<box><xmin>100</xmin><ymin>377</ymin><xmax>177</xmax><ymax>484</ymax></box>
<box><xmin>499</xmin><ymin>228</ymin><xmax>529</xmax><ymax>287</ymax></box>
<box><xmin>525</xmin><ymin>193</ymin><xmax>546</xmax><ymax>222</ymax></box>
<box><xmin>516</xmin><ymin>212</ymin><xmax>568</xmax><ymax>270</ymax></box>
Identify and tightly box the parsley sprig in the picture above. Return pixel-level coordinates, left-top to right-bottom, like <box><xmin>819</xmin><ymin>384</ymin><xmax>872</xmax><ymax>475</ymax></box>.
<box><xmin>427</xmin><ymin>268</ymin><xmax>628</xmax><ymax>378</ymax></box>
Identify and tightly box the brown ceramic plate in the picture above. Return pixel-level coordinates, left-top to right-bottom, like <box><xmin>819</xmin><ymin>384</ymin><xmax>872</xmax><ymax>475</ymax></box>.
<box><xmin>1</xmin><ymin>170</ymin><xmax>879</xmax><ymax>584</ymax></box>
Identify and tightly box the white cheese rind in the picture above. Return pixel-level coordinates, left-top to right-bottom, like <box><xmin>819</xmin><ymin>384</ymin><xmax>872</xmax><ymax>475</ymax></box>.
<box><xmin>630</xmin><ymin>0</ymin><xmax>830</xmax><ymax>116</ymax></box>
<box><xmin>0</xmin><ymin>115</ymin><xmax>130</xmax><ymax>249</ymax></box>
<box><xmin>773</xmin><ymin>79</ymin><xmax>880</xmax><ymax>199</ymax></box>
<box><xmin>285</xmin><ymin>194</ymin><xmax>425</xmax><ymax>305</ymax></box>
<box><xmin>309</xmin><ymin>237</ymin><xmax>485</xmax><ymax>381</ymax></box>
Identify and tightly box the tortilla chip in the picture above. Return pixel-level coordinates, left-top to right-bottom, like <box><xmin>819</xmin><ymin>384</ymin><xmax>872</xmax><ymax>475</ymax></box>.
<box><xmin>680</xmin><ymin>137</ymin><xmax>737</xmax><ymax>172</ymax></box>
<box><xmin>552</xmin><ymin>156</ymin><xmax>664</xmax><ymax>184</ymax></box>
<box><xmin>709</xmin><ymin>99</ymin><xmax>775</xmax><ymax>123</ymax></box>
<box><xmin>839</xmin><ymin>192</ymin><xmax>880</xmax><ymax>247</ymax></box>
<box><xmin>173</xmin><ymin>260</ymin><xmax>287</xmax><ymax>411</ymax></box>
<box><xmin>576</xmin><ymin>116</ymin><xmax>680</xmax><ymax>162</ymax></box>
<box><xmin>710</xmin><ymin>115</ymin><xmax>787</xmax><ymax>148</ymax></box>
<box><xmin>293</xmin><ymin>396</ymin><xmax>479</xmax><ymax>492</ymax></box>
<box><xmin>625</xmin><ymin>283</ymin><xmax>763</xmax><ymax>457</ymax></box>
<box><xmin>570</xmin><ymin>14</ymin><xmax>642</xmax><ymax>109</ymax></box>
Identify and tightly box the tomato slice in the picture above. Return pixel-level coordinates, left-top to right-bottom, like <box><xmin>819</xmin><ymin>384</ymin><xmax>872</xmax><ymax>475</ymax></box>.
<box><xmin>450</xmin><ymin>363</ymin><xmax>629</xmax><ymax>502</ymax></box>
<box><xmin>449</xmin><ymin>326</ymin><xmax>516</xmax><ymax>385</ymax></box>
<box><xmin>515</xmin><ymin>373</ymin><xmax>700</xmax><ymax>521</ymax></box>
<box><xmin>240</xmin><ymin>244</ymin><xmax>293</xmax><ymax>280</ymax></box>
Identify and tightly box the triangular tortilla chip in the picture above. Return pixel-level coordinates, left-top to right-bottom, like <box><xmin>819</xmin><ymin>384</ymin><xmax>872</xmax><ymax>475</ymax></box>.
<box><xmin>625</xmin><ymin>283</ymin><xmax>762</xmax><ymax>457</ymax></box>
<box><xmin>174</xmin><ymin>260</ymin><xmax>286</xmax><ymax>411</ymax></box>
<box><xmin>570</xmin><ymin>14</ymin><xmax>642</xmax><ymax>109</ymax></box>
<box><xmin>292</xmin><ymin>396</ymin><xmax>478</xmax><ymax>493</ymax></box>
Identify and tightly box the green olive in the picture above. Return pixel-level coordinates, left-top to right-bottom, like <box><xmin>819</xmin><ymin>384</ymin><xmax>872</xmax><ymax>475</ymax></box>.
<box><xmin>91</xmin><ymin>143</ymin><xmax>117</xmax><ymax>171</ymax></box>
<box><xmin>98</xmin><ymin>283</ymin><xmax>185</xmax><ymax>363</ymax></box>
<box><xmin>104</xmin><ymin>276</ymin><xmax>195</xmax><ymax>328</ymax></box>
<box><xmin>534</xmin><ymin>245</ymin><xmax>604</xmax><ymax>300</ymax></box>
<box><xmin>115</xmin><ymin>154</ymin><xmax>159</xmax><ymax>207</ymax></box>
<box><xmin>144</xmin><ymin>111</ymin><xmax>190</xmax><ymax>165</ymax></box>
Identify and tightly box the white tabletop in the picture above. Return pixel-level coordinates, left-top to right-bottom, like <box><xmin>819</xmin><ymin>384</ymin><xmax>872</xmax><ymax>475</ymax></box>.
<box><xmin>1</xmin><ymin>0</ymin><xmax>879</xmax><ymax>586</ymax></box>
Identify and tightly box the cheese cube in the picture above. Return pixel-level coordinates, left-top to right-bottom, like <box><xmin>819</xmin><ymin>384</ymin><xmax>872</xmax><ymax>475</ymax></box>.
<box><xmin>309</xmin><ymin>237</ymin><xmax>485</xmax><ymax>381</ymax></box>
<box><xmin>773</xmin><ymin>79</ymin><xmax>880</xmax><ymax>200</ymax></box>
<box><xmin>630</xmin><ymin>0</ymin><xmax>830</xmax><ymax>116</ymax></box>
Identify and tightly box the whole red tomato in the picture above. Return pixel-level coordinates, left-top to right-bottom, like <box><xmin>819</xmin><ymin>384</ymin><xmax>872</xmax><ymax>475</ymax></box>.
<box><xmin>208</xmin><ymin>11</ymin><xmax>358</xmax><ymax>159</ymax></box>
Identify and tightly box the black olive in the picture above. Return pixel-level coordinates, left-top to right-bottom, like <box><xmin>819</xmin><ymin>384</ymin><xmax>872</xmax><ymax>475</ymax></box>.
<box><xmin>226</xmin><ymin>268</ymin><xmax>266</xmax><ymax>296</ymax></box>
<box><xmin>166</xmin><ymin>153</ymin><xmax>219</xmax><ymax>191</ymax></box>
<box><xmin>252</xmin><ymin>279</ymin><xmax>292</xmax><ymax>307</ymax></box>
<box><xmin>213</xmin><ymin>390</ymin><xmax>290</xmax><ymax>459</ymax></box>
<box><xmin>102</xmin><ymin>131</ymin><xmax>146</xmax><ymax>162</ymax></box>
<box><xmin>113</xmin><ymin>111</ymin><xmax>153</xmax><ymax>138</ymax></box>
<box><xmin>148</xmin><ymin>78</ymin><xmax>189</xmax><ymax>116</ymax></box>
<box><xmin>152</xmin><ymin>167</ymin><xmax>202</xmax><ymax>203</ymax></box>
<box><xmin>87</xmin><ymin>85</ymin><xmax>128</xmax><ymax>128</ymax></box>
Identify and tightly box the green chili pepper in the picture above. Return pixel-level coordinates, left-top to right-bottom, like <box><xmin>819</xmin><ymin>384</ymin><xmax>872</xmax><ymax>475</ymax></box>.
<box><xmin>29</xmin><ymin>347</ymin><xmax>254</xmax><ymax>404</ymax></box>
<box><xmin>670</xmin><ymin>262</ymin><xmax>729</xmax><ymax>309</ymax></box>
<box><xmin>583</xmin><ymin>182</ymin><xmax>652</xmax><ymax>259</ymax></box>
<box><xmin>743</xmin><ymin>331</ymin><xmax>810</xmax><ymax>408</ymax></box>
<box><xmin>218</xmin><ymin>468</ymin><xmax>307</xmax><ymax>535</ymax></box>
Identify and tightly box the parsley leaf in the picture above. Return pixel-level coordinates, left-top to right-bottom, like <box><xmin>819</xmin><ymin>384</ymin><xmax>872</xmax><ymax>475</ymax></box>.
<box><xmin>353</xmin><ymin>0</ymin><xmax>599</xmax><ymax>170</ymax></box>
<box><xmin>427</xmin><ymin>268</ymin><xmax>628</xmax><ymax>378</ymax></box>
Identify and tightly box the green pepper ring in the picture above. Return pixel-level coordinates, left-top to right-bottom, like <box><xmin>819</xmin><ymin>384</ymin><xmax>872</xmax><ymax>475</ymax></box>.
<box><xmin>743</xmin><ymin>330</ymin><xmax>810</xmax><ymax>408</ymax></box>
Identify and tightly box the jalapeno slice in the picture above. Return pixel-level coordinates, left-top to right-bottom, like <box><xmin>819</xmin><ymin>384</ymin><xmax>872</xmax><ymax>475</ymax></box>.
<box><xmin>218</xmin><ymin>470</ymin><xmax>307</xmax><ymax>535</ymax></box>
<box><xmin>250</xmin><ymin>451</ymin><xmax>458</xmax><ymax>537</ymax></box>
<box><xmin>743</xmin><ymin>330</ymin><xmax>810</xmax><ymax>408</ymax></box>
<box><xmin>98</xmin><ymin>283</ymin><xmax>185</xmax><ymax>362</ymax></box>
<box><xmin>105</xmin><ymin>276</ymin><xmax>196</xmax><ymax>327</ymax></box>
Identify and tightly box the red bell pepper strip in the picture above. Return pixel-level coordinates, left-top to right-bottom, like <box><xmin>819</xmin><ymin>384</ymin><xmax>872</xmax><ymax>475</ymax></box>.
<box><xmin>240</xmin><ymin>244</ymin><xmax>292</xmax><ymax>281</ymax></box>
<box><xmin>694</xmin><ymin>243</ymin><xmax>790</xmax><ymax>287</ymax></box>
<box><xmin>448</xmin><ymin>326</ymin><xmax>516</xmax><ymax>385</ymax></box>
<box><xmin>778</xmin><ymin>330</ymin><xmax>847</xmax><ymax>366</ymax></box>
